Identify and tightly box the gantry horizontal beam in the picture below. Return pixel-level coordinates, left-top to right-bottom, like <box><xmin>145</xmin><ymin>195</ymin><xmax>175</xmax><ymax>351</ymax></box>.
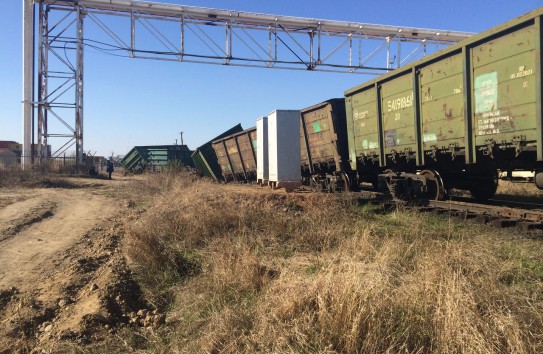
<box><xmin>42</xmin><ymin>0</ymin><xmax>473</xmax><ymax>43</ymax></box>
<box><xmin>27</xmin><ymin>0</ymin><xmax>474</xmax><ymax>167</ymax></box>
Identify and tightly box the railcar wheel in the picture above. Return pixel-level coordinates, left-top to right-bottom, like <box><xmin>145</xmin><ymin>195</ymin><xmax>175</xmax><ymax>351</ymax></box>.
<box><xmin>341</xmin><ymin>172</ymin><xmax>357</xmax><ymax>192</ymax></box>
<box><xmin>469</xmin><ymin>172</ymin><xmax>498</xmax><ymax>200</ymax></box>
<box><xmin>420</xmin><ymin>170</ymin><xmax>445</xmax><ymax>200</ymax></box>
<box><xmin>535</xmin><ymin>171</ymin><xmax>543</xmax><ymax>190</ymax></box>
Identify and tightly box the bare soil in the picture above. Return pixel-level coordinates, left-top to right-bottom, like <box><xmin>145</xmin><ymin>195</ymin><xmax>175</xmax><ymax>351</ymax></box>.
<box><xmin>0</xmin><ymin>177</ymin><xmax>157</xmax><ymax>353</ymax></box>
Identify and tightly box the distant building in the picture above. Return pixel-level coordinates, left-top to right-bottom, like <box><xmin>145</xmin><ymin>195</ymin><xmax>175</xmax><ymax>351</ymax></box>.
<box><xmin>0</xmin><ymin>141</ymin><xmax>21</xmax><ymax>150</ymax></box>
<box><xmin>0</xmin><ymin>141</ymin><xmax>52</xmax><ymax>159</ymax></box>
<box><xmin>0</xmin><ymin>148</ymin><xmax>18</xmax><ymax>167</ymax></box>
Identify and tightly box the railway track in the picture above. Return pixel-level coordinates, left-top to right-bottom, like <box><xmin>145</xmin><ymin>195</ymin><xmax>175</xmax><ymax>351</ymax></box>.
<box><xmin>423</xmin><ymin>199</ymin><xmax>543</xmax><ymax>229</ymax></box>
<box><xmin>376</xmin><ymin>197</ymin><xmax>543</xmax><ymax>235</ymax></box>
<box><xmin>297</xmin><ymin>185</ymin><xmax>543</xmax><ymax>234</ymax></box>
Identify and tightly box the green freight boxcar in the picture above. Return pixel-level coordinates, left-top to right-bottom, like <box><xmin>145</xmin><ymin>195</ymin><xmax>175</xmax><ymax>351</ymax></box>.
<box><xmin>121</xmin><ymin>145</ymin><xmax>194</xmax><ymax>173</ymax></box>
<box><xmin>299</xmin><ymin>99</ymin><xmax>355</xmax><ymax>191</ymax></box>
<box><xmin>212</xmin><ymin>127</ymin><xmax>257</xmax><ymax>182</ymax></box>
<box><xmin>191</xmin><ymin>124</ymin><xmax>244</xmax><ymax>180</ymax></box>
<box><xmin>345</xmin><ymin>6</ymin><xmax>543</xmax><ymax>200</ymax></box>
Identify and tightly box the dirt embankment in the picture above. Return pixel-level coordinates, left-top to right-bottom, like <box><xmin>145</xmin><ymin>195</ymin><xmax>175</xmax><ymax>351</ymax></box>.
<box><xmin>0</xmin><ymin>178</ymin><xmax>160</xmax><ymax>353</ymax></box>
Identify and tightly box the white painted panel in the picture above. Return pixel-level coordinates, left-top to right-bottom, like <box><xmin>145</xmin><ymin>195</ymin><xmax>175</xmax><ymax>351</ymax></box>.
<box><xmin>268</xmin><ymin>110</ymin><xmax>301</xmax><ymax>182</ymax></box>
<box><xmin>256</xmin><ymin>116</ymin><xmax>268</xmax><ymax>181</ymax></box>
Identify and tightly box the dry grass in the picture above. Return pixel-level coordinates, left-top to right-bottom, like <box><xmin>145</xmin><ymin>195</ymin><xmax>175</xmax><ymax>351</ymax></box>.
<box><xmin>0</xmin><ymin>163</ymin><xmax>107</xmax><ymax>188</ymax></box>
<box><xmin>494</xmin><ymin>179</ymin><xmax>543</xmax><ymax>203</ymax></box>
<box><xmin>122</xmin><ymin>173</ymin><xmax>543</xmax><ymax>353</ymax></box>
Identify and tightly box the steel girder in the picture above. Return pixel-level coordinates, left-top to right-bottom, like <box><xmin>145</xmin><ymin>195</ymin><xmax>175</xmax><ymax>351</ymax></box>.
<box><xmin>24</xmin><ymin>0</ymin><xmax>473</xmax><ymax>166</ymax></box>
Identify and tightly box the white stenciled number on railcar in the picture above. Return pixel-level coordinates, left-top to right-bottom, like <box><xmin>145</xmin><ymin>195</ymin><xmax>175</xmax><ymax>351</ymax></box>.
<box><xmin>387</xmin><ymin>92</ymin><xmax>413</xmax><ymax>112</ymax></box>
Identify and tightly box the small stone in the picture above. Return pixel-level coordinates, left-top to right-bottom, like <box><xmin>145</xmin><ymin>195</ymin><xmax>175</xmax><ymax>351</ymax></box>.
<box><xmin>58</xmin><ymin>298</ymin><xmax>71</xmax><ymax>307</ymax></box>
<box><xmin>89</xmin><ymin>283</ymin><xmax>98</xmax><ymax>292</ymax></box>
<box><xmin>44</xmin><ymin>324</ymin><xmax>53</xmax><ymax>332</ymax></box>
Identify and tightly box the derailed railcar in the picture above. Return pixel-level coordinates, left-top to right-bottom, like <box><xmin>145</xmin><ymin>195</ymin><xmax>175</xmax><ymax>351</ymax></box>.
<box><xmin>122</xmin><ymin>145</ymin><xmax>194</xmax><ymax>173</ymax></box>
<box><xmin>191</xmin><ymin>124</ymin><xmax>244</xmax><ymax>181</ymax></box>
<box><xmin>212</xmin><ymin>127</ymin><xmax>257</xmax><ymax>182</ymax></box>
<box><xmin>300</xmin><ymin>99</ymin><xmax>355</xmax><ymax>191</ymax></box>
<box><xmin>345</xmin><ymin>7</ymin><xmax>543</xmax><ymax>200</ymax></box>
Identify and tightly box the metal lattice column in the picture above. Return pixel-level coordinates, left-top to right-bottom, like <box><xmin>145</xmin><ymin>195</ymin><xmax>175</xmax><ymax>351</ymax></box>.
<box><xmin>36</xmin><ymin>1</ymin><xmax>85</xmax><ymax>164</ymax></box>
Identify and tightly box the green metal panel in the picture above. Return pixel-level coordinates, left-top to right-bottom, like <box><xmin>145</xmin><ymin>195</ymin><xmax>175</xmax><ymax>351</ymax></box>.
<box><xmin>381</xmin><ymin>73</ymin><xmax>416</xmax><ymax>157</ymax></box>
<box><xmin>299</xmin><ymin>99</ymin><xmax>348</xmax><ymax>173</ymax></box>
<box><xmin>346</xmin><ymin>87</ymin><xmax>380</xmax><ymax>166</ymax></box>
<box><xmin>121</xmin><ymin>145</ymin><xmax>193</xmax><ymax>173</ymax></box>
<box><xmin>192</xmin><ymin>124</ymin><xmax>244</xmax><ymax>181</ymax></box>
<box><xmin>419</xmin><ymin>53</ymin><xmax>466</xmax><ymax>151</ymax></box>
<box><xmin>211</xmin><ymin>127</ymin><xmax>257</xmax><ymax>181</ymax></box>
<box><xmin>471</xmin><ymin>25</ymin><xmax>538</xmax><ymax>148</ymax></box>
<box><xmin>191</xmin><ymin>149</ymin><xmax>219</xmax><ymax>180</ymax></box>
<box><xmin>536</xmin><ymin>16</ymin><xmax>543</xmax><ymax>161</ymax></box>
<box><xmin>345</xmin><ymin>7</ymin><xmax>543</xmax><ymax>169</ymax></box>
<box><xmin>345</xmin><ymin>7</ymin><xmax>543</xmax><ymax>99</ymax></box>
<box><xmin>239</xmin><ymin>129</ymin><xmax>257</xmax><ymax>172</ymax></box>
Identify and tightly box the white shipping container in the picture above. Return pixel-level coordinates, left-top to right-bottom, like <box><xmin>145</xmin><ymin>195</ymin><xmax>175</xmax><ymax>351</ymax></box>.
<box><xmin>256</xmin><ymin>116</ymin><xmax>268</xmax><ymax>183</ymax></box>
<box><xmin>268</xmin><ymin>110</ymin><xmax>301</xmax><ymax>183</ymax></box>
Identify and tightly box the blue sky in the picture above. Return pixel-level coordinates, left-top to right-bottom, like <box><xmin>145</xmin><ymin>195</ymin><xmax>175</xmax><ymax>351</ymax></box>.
<box><xmin>1</xmin><ymin>0</ymin><xmax>542</xmax><ymax>157</ymax></box>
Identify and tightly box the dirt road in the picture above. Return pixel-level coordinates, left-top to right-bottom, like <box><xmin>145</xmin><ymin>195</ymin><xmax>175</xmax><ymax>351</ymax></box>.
<box><xmin>0</xmin><ymin>177</ymin><xmax>154</xmax><ymax>352</ymax></box>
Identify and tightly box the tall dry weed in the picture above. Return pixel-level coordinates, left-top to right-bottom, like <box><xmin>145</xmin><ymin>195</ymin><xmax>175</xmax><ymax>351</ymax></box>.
<box><xmin>123</xmin><ymin>175</ymin><xmax>543</xmax><ymax>353</ymax></box>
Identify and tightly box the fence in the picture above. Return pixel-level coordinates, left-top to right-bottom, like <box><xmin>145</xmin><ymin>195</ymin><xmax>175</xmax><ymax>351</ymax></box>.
<box><xmin>0</xmin><ymin>155</ymin><xmax>110</xmax><ymax>175</ymax></box>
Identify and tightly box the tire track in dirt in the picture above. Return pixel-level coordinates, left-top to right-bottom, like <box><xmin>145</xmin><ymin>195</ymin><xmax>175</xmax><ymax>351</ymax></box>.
<box><xmin>0</xmin><ymin>201</ymin><xmax>56</xmax><ymax>241</ymax></box>
<box><xmin>0</xmin><ymin>188</ymin><xmax>117</xmax><ymax>290</ymax></box>
<box><xmin>0</xmin><ymin>179</ymin><xmax>162</xmax><ymax>352</ymax></box>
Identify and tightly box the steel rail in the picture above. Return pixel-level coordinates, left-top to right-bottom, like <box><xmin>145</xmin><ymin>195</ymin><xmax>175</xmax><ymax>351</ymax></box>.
<box><xmin>427</xmin><ymin>199</ymin><xmax>543</xmax><ymax>225</ymax></box>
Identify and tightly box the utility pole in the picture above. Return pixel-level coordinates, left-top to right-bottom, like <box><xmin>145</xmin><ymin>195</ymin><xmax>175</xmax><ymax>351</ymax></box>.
<box><xmin>180</xmin><ymin>131</ymin><xmax>184</xmax><ymax>146</ymax></box>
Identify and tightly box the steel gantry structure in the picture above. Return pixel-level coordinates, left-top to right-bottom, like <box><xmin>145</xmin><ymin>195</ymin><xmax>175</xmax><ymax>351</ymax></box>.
<box><xmin>22</xmin><ymin>0</ymin><xmax>473</xmax><ymax>166</ymax></box>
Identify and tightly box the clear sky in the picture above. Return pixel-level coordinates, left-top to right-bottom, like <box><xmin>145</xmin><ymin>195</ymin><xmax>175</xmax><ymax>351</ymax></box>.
<box><xmin>1</xmin><ymin>0</ymin><xmax>542</xmax><ymax>157</ymax></box>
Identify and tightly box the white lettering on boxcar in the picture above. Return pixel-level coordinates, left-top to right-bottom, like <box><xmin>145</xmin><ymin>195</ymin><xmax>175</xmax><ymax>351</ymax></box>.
<box><xmin>476</xmin><ymin>110</ymin><xmax>511</xmax><ymax>136</ymax></box>
<box><xmin>423</xmin><ymin>133</ymin><xmax>437</xmax><ymax>142</ymax></box>
<box><xmin>387</xmin><ymin>92</ymin><xmax>413</xmax><ymax>112</ymax></box>
<box><xmin>353</xmin><ymin>110</ymin><xmax>369</xmax><ymax>121</ymax></box>
<box><xmin>510</xmin><ymin>66</ymin><xmax>533</xmax><ymax>79</ymax></box>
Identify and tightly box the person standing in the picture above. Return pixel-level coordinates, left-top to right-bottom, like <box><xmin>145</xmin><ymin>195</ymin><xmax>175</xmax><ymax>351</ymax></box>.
<box><xmin>106</xmin><ymin>159</ymin><xmax>114</xmax><ymax>179</ymax></box>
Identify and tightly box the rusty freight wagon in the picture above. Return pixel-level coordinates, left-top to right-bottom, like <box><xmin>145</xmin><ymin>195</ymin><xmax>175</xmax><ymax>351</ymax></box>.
<box><xmin>345</xmin><ymin>6</ymin><xmax>543</xmax><ymax>200</ymax></box>
<box><xmin>191</xmin><ymin>124</ymin><xmax>244</xmax><ymax>181</ymax></box>
<box><xmin>299</xmin><ymin>99</ymin><xmax>355</xmax><ymax>191</ymax></box>
<box><xmin>212</xmin><ymin>127</ymin><xmax>258</xmax><ymax>182</ymax></box>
